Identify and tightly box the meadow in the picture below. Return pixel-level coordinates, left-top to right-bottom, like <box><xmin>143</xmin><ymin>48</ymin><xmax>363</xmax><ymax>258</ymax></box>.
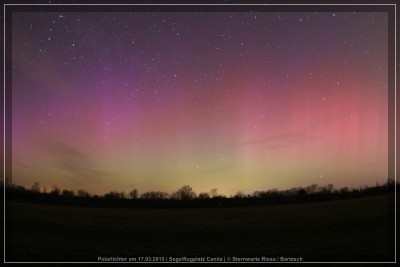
<box><xmin>5</xmin><ymin>194</ymin><xmax>395</xmax><ymax>262</ymax></box>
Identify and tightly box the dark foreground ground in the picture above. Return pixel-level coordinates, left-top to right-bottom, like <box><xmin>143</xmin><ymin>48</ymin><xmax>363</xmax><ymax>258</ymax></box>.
<box><xmin>4</xmin><ymin>194</ymin><xmax>395</xmax><ymax>262</ymax></box>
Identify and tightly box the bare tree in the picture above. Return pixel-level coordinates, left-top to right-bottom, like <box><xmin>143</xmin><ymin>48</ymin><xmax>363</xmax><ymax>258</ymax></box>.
<box><xmin>326</xmin><ymin>184</ymin><xmax>334</xmax><ymax>194</ymax></box>
<box><xmin>31</xmin><ymin>182</ymin><xmax>40</xmax><ymax>193</ymax></box>
<box><xmin>306</xmin><ymin>184</ymin><xmax>318</xmax><ymax>195</ymax></box>
<box><xmin>252</xmin><ymin>191</ymin><xmax>262</xmax><ymax>198</ymax></box>
<box><xmin>210</xmin><ymin>188</ymin><xmax>218</xmax><ymax>198</ymax></box>
<box><xmin>51</xmin><ymin>185</ymin><xmax>61</xmax><ymax>196</ymax></box>
<box><xmin>129</xmin><ymin>189</ymin><xmax>139</xmax><ymax>199</ymax></box>
<box><xmin>172</xmin><ymin>185</ymin><xmax>196</xmax><ymax>200</ymax></box>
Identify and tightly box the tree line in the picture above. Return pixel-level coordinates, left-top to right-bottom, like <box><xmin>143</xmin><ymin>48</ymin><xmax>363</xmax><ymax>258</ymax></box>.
<box><xmin>2</xmin><ymin>178</ymin><xmax>397</xmax><ymax>208</ymax></box>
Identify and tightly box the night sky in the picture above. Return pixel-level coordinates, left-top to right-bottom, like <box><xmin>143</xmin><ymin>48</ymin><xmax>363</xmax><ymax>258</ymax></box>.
<box><xmin>11</xmin><ymin>9</ymin><xmax>388</xmax><ymax>196</ymax></box>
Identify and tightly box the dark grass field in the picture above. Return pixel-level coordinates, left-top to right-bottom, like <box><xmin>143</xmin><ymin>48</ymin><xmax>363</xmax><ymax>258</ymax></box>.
<box><xmin>4</xmin><ymin>194</ymin><xmax>395</xmax><ymax>262</ymax></box>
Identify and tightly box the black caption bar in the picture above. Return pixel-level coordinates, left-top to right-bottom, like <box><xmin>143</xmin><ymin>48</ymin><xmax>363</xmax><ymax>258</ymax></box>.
<box><xmin>97</xmin><ymin>256</ymin><xmax>304</xmax><ymax>263</ymax></box>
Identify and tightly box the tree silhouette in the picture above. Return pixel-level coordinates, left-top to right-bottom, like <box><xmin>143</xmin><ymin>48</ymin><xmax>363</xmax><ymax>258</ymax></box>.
<box><xmin>141</xmin><ymin>191</ymin><xmax>169</xmax><ymax>200</ymax></box>
<box><xmin>104</xmin><ymin>191</ymin><xmax>116</xmax><ymax>199</ymax></box>
<box><xmin>198</xmin><ymin>192</ymin><xmax>210</xmax><ymax>199</ymax></box>
<box><xmin>326</xmin><ymin>184</ymin><xmax>334</xmax><ymax>194</ymax></box>
<box><xmin>129</xmin><ymin>189</ymin><xmax>139</xmax><ymax>199</ymax></box>
<box><xmin>306</xmin><ymin>184</ymin><xmax>318</xmax><ymax>194</ymax></box>
<box><xmin>298</xmin><ymin>189</ymin><xmax>307</xmax><ymax>196</ymax></box>
<box><xmin>51</xmin><ymin>185</ymin><xmax>61</xmax><ymax>196</ymax></box>
<box><xmin>172</xmin><ymin>185</ymin><xmax>196</xmax><ymax>200</ymax></box>
<box><xmin>78</xmin><ymin>189</ymin><xmax>90</xmax><ymax>198</ymax></box>
<box><xmin>340</xmin><ymin>187</ymin><xmax>349</xmax><ymax>194</ymax></box>
<box><xmin>5</xmin><ymin>180</ymin><xmax>398</xmax><ymax>208</ymax></box>
<box><xmin>62</xmin><ymin>189</ymin><xmax>74</xmax><ymax>197</ymax></box>
<box><xmin>31</xmin><ymin>182</ymin><xmax>40</xmax><ymax>193</ymax></box>
<box><xmin>210</xmin><ymin>188</ymin><xmax>218</xmax><ymax>198</ymax></box>
<box><xmin>234</xmin><ymin>191</ymin><xmax>246</xmax><ymax>198</ymax></box>
<box><xmin>104</xmin><ymin>191</ymin><xmax>126</xmax><ymax>199</ymax></box>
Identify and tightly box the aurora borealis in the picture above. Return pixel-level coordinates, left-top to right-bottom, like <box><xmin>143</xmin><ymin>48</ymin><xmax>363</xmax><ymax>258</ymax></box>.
<box><xmin>9</xmin><ymin>7</ymin><xmax>389</xmax><ymax>196</ymax></box>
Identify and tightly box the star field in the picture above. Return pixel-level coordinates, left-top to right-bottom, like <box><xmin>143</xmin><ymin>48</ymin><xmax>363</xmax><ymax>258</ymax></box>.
<box><xmin>11</xmin><ymin>10</ymin><xmax>388</xmax><ymax>196</ymax></box>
